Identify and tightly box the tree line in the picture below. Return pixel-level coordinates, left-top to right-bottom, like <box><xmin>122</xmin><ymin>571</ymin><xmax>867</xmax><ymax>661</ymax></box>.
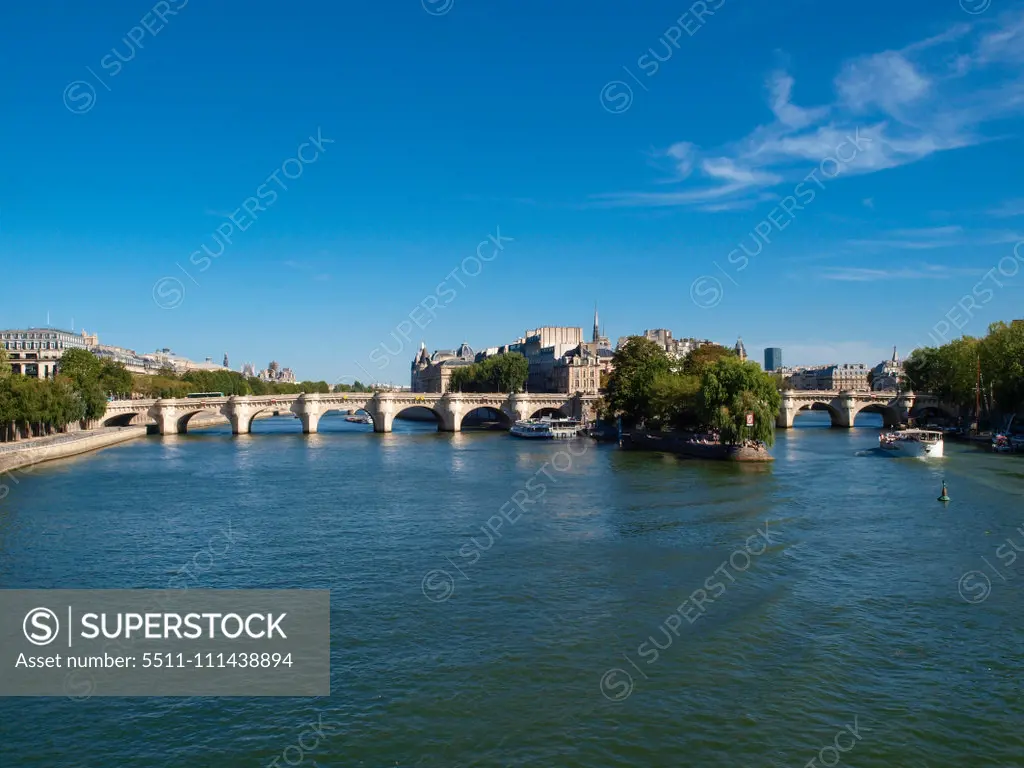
<box><xmin>602</xmin><ymin>338</ymin><xmax>782</xmax><ymax>446</ymax></box>
<box><xmin>0</xmin><ymin>348</ymin><xmax>132</xmax><ymax>441</ymax></box>
<box><xmin>903</xmin><ymin>320</ymin><xmax>1024</xmax><ymax>427</ymax></box>
<box><xmin>128</xmin><ymin>367</ymin><xmax>369</xmax><ymax>399</ymax></box>
<box><xmin>447</xmin><ymin>353</ymin><xmax>529</xmax><ymax>393</ymax></box>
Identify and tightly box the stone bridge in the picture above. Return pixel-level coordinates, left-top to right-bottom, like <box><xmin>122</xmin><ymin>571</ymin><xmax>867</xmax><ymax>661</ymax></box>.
<box><xmin>101</xmin><ymin>392</ymin><xmax>601</xmax><ymax>435</ymax></box>
<box><xmin>778</xmin><ymin>390</ymin><xmax>956</xmax><ymax>429</ymax></box>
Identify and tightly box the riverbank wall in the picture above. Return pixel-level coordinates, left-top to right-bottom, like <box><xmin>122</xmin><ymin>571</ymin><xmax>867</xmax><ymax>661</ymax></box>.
<box><xmin>0</xmin><ymin>411</ymin><xmax>287</xmax><ymax>476</ymax></box>
<box><xmin>621</xmin><ymin>431</ymin><xmax>774</xmax><ymax>462</ymax></box>
<box><xmin>0</xmin><ymin>427</ymin><xmax>148</xmax><ymax>475</ymax></box>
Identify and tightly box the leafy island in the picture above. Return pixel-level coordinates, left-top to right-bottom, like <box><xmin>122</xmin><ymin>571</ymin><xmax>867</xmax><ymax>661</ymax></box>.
<box><xmin>602</xmin><ymin>337</ymin><xmax>781</xmax><ymax>455</ymax></box>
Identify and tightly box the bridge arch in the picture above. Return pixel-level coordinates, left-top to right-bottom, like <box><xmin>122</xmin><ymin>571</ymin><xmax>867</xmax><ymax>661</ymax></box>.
<box><xmin>315</xmin><ymin>406</ymin><xmax>375</xmax><ymax>431</ymax></box>
<box><xmin>240</xmin><ymin>402</ymin><xmax>302</xmax><ymax>434</ymax></box>
<box><xmin>391</xmin><ymin>404</ymin><xmax>446</xmax><ymax>432</ymax></box>
<box><xmin>792</xmin><ymin>401</ymin><xmax>843</xmax><ymax>427</ymax></box>
<box><xmin>528</xmin><ymin>406</ymin><xmax>572</xmax><ymax>420</ymax></box>
<box><xmin>851</xmin><ymin>403</ymin><xmax>901</xmax><ymax>428</ymax></box>
<box><xmin>460</xmin><ymin>406</ymin><xmax>513</xmax><ymax>430</ymax></box>
<box><xmin>101</xmin><ymin>411</ymin><xmax>150</xmax><ymax>427</ymax></box>
<box><xmin>175</xmin><ymin>407</ymin><xmax>231</xmax><ymax>434</ymax></box>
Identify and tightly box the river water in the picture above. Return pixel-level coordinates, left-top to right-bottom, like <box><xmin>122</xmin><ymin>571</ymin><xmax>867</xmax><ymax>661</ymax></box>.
<box><xmin>1</xmin><ymin>412</ymin><xmax>1022</xmax><ymax>766</ymax></box>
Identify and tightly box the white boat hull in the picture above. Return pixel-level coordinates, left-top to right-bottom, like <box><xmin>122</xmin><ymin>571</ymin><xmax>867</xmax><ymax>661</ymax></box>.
<box><xmin>509</xmin><ymin>418</ymin><xmax>584</xmax><ymax>439</ymax></box>
<box><xmin>881</xmin><ymin>437</ymin><xmax>944</xmax><ymax>458</ymax></box>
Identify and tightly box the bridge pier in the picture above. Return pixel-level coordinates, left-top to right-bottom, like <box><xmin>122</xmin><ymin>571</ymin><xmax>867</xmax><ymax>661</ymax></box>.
<box><xmin>437</xmin><ymin>396</ymin><xmax>465</xmax><ymax>432</ymax></box>
<box><xmin>777</xmin><ymin>407</ymin><xmax>797</xmax><ymax>429</ymax></box>
<box><xmin>155</xmin><ymin>410</ymin><xmax>181</xmax><ymax>435</ymax></box>
<box><xmin>300</xmin><ymin>412</ymin><xmax>320</xmax><ymax>434</ymax></box>
<box><xmin>228</xmin><ymin>402</ymin><xmax>260</xmax><ymax>435</ymax></box>
<box><xmin>373</xmin><ymin>410</ymin><xmax>395</xmax><ymax>433</ymax></box>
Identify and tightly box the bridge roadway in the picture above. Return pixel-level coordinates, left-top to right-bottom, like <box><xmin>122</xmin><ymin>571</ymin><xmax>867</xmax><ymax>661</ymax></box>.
<box><xmin>101</xmin><ymin>392</ymin><xmax>601</xmax><ymax>435</ymax></box>
<box><xmin>778</xmin><ymin>390</ymin><xmax>953</xmax><ymax>428</ymax></box>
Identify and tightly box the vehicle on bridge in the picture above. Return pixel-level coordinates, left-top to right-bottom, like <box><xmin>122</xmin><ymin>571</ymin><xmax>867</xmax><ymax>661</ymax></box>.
<box><xmin>185</xmin><ymin>392</ymin><xmax>225</xmax><ymax>398</ymax></box>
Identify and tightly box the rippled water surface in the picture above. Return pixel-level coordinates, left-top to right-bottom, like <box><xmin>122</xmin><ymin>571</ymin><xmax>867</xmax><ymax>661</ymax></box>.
<box><xmin>1</xmin><ymin>412</ymin><xmax>1023</xmax><ymax>766</ymax></box>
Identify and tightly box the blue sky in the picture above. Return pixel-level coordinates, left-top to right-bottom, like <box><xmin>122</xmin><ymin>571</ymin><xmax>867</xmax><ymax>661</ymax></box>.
<box><xmin>1</xmin><ymin>0</ymin><xmax>1022</xmax><ymax>382</ymax></box>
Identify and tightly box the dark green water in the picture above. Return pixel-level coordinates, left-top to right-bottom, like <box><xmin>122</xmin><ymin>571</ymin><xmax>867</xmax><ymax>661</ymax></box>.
<box><xmin>1</xmin><ymin>412</ymin><xmax>1023</xmax><ymax>766</ymax></box>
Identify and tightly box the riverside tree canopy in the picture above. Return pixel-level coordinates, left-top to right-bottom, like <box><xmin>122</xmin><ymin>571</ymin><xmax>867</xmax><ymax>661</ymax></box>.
<box><xmin>448</xmin><ymin>352</ymin><xmax>529</xmax><ymax>393</ymax></box>
<box><xmin>603</xmin><ymin>337</ymin><xmax>781</xmax><ymax>445</ymax></box>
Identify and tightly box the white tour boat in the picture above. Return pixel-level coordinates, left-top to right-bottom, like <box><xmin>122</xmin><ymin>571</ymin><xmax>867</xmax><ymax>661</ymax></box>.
<box><xmin>509</xmin><ymin>417</ymin><xmax>583</xmax><ymax>440</ymax></box>
<box><xmin>879</xmin><ymin>428</ymin><xmax>944</xmax><ymax>458</ymax></box>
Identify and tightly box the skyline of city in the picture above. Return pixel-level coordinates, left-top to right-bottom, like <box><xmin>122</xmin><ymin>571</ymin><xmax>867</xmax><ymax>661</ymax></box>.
<box><xmin>3</xmin><ymin>314</ymin><xmax>917</xmax><ymax>387</ymax></box>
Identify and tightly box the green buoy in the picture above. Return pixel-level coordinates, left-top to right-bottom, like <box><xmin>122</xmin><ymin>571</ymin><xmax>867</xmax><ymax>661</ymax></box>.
<box><xmin>938</xmin><ymin>480</ymin><xmax>950</xmax><ymax>502</ymax></box>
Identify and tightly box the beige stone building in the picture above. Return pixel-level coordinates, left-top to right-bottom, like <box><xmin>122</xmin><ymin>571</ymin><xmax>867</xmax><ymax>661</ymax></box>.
<box><xmin>554</xmin><ymin>343</ymin><xmax>614</xmax><ymax>395</ymax></box>
<box><xmin>640</xmin><ymin>329</ymin><xmax>715</xmax><ymax>359</ymax></box>
<box><xmin>788</xmin><ymin>363</ymin><xmax>870</xmax><ymax>391</ymax></box>
<box><xmin>410</xmin><ymin>342</ymin><xmax>476</xmax><ymax>392</ymax></box>
<box><xmin>1</xmin><ymin>328</ymin><xmax>91</xmax><ymax>378</ymax></box>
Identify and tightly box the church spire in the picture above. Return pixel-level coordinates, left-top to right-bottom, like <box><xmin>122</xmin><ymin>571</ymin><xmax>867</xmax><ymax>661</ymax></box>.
<box><xmin>592</xmin><ymin>303</ymin><xmax>600</xmax><ymax>344</ymax></box>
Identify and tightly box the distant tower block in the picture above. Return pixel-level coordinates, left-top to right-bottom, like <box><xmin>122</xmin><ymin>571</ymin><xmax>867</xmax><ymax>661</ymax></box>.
<box><xmin>764</xmin><ymin>347</ymin><xmax>782</xmax><ymax>371</ymax></box>
<box><xmin>223</xmin><ymin>352</ymin><xmax>230</xmax><ymax>369</ymax></box>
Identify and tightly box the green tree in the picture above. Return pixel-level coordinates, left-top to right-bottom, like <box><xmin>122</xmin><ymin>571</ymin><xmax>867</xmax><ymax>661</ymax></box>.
<box><xmin>904</xmin><ymin>338</ymin><xmax>979</xmax><ymax>411</ymax></box>
<box><xmin>980</xmin><ymin>320</ymin><xmax>1024</xmax><ymax>415</ymax></box>
<box><xmin>448</xmin><ymin>353</ymin><xmax>529</xmax><ymax>393</ymax></box>
<box><xmin>697</xmin><ymin>357</ymin><xmax>781</xmax><ymax>446</ymax></box>
<box><xmin>485</xmin><ymin>353</ymin><xmax>528</xmax><ymax>393</ymax></box>
<box><xmin>57</xmin><ymin>348</ymin><xmax>107</xmax><ymax>420</ymax></box>
<box><xmin>333</xmin><ymin>380</ymin><xmax>373</xmax><ymax>393</ymax></box>
<box><xmin>0</xmin><ymin>347</ymin><xmax>11</xmax><ymax>380</ymax></box>
<box><xmin>99</xmin><ymin>360</ymin><xmax>133</xmax><ymax>398</ymax></box>
<box><xmin>603</xmin><ymin>337</ymin><xmax>672</xmax><ymax>426</ymax></box>
<box><xmin>58</xmin><ymin>348</ymin><xmax>103</xmax><ymax>383</ymax></box>
<box><xmin>648</xmin><ymin>372</ymin><xmax>700</xmax><ymax>430</ymax></box>
<box><xmin>682</xmin><ymin>343</ymin><xmax>735</xmax><ymax>377</ymax></box>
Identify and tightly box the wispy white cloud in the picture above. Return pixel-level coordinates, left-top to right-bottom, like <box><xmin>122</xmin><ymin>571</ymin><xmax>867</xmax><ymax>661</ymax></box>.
<box><xmin>768</xmin><ymin>70</ymin><xmax>829</xmax><ymax>128</ymax></box>
<box><xmin>820</xmin><ymin>263</ymin><xmax>977</xmax><ymax>281</ymax></box>
<box><xmin>599</xmin><ymin>10</ymin><xmax>1024</xmax><ymax>211</ymax></box>
<box><xmin>846</xmin><ymin>225</ymin><xmax>1023</xmax><ymax>251</ymax></box>
<box><xmin>989</xmin><ymin>198</ymin><xmax>1024</xmax><ymax>217</ymax></box>
<box><xmin>835</xmin><ymin>51</ymin><xmax>931</xmax><ymax>115</ymax></box>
